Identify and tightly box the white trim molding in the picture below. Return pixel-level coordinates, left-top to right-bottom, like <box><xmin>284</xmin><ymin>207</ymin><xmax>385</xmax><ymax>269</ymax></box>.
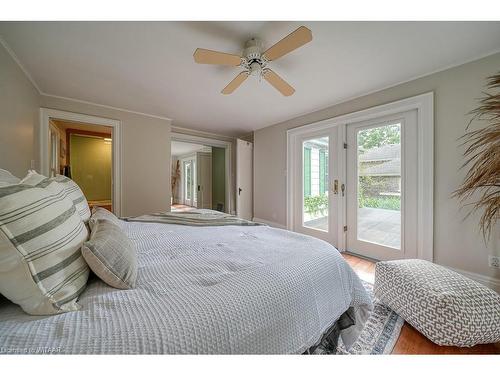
<box><xmin>287</xmin><ymin>92</ymin><xmax>434</xmax><ymax>262</ymax></box>
<box><xmin>451</xmin><ymin>267</ymin><xmax>500</xmax><ymax>293</ymax></box>
<box><xmin>39</xmin><ymin>108</ymin><xmax>123</xmax><ymax>216</ymax></box>
<box><xmin>42</xmin><ymin>94</ymin><xmax>173</xmax><ymax>122</ymax></box>
<box><xmin>171</xmin><ymin>131</ymin><xmax>233</xmax><ymax>214</ymax></box>
<box><xmin>0</xmin><ymin>36</ymin><xmax>173</xmax><ymax>123</ymax></box>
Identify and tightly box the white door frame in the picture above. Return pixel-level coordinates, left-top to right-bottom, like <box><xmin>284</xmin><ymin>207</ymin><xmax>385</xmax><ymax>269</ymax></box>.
<box><xmin>39</xmin><ymin>108</ymin><xmax>122</xmax><ymax>216</ymax></box>
<box><xmin>171</xmin><ymin>132</ymin><xmax>232</xmax><ymax>213</ymax></box>
<box><xmin>48</xmin><ymin>120</ymin><xmax>60</xmax><ymax>177</ymax></box>
<box><xmin>346</xmin><ymin>110</ymin><xmax>418</xmax><ymax>261</ymax></box>
<box><xmin>179</xmin><ymin>154</ymin><xmax>197</xmax><ymax>206</ymax></box>
<box><xmin>287</xmin><ymin>92</ymin><xmax>434</xmax><ymax>261</ymax></box>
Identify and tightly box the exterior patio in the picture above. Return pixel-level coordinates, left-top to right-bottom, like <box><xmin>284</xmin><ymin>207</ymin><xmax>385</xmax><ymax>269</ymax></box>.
<box><xmin>304</xmin><ymin>207</ymin><xmax>400</xmax><ymax>249</ymax></box>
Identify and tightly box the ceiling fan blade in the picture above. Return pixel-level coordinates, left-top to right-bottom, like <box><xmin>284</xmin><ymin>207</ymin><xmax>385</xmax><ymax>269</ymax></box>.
<box><xmin>263</xmin><ymin>69</ymin><xmax>295</xmax><ymax>96</ymax></box>
<box><xmin>193</xmin><ymin>48</ymin><xmax>242</xmax><ymax>66</ymax></box>
<box><xmin>263</xmin><ymin>26</ymin><xmax>312</xmax><ymax>61</ymax></box>
<box><xmin>221</xmin><ymin>72</ymin><xmax>249</xmax><ymax>94</ymax></box>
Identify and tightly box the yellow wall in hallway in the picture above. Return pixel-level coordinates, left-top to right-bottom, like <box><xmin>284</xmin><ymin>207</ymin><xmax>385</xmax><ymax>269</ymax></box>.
<box><xmin>70</xmin><ymin>135</ymin><xmax>112</xmax><ymax>201</ymax></box>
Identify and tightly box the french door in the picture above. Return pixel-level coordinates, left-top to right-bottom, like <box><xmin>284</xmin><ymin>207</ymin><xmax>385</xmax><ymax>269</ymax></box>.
<box><xmin>293</xmin><ymin>127</ymin><xmax>341</xmax><ymax>245</ymax></box>
<box><xmin>346</xmin><ymin>110</ymin><xmax>418</xmax><ymax>260</ymax></box>
<box><xmin>292</xmin><ymin>110</ymin><xmax>418</xmax><ymax>261</ymax></box>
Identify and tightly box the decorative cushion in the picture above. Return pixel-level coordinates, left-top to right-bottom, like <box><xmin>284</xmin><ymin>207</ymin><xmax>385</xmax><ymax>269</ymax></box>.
<box><xmin>89</xmin><ymin>206</ymin><xmax>122</xmax><ymax>230</ymax></box>
<box><xmin>82</xmin><ymin>219</ymin><xmax>137</xmax><ymax>289</ymax></box>
<box><xmin>0</xmin><ymin>168</ymin><xmax>21</xmax><ymax>186</ymax></box>
<box><xmin>374</xmin><ymin>259</ymin><xmax>500</xmax><ymax>347</ymax></box>
<box><xmin>0</xmin><ymin>182</ymin><xmax>89</xmax><ymax>315</ymax></box>
<box><xmin>21</xmin><ymin>171</ymin><xmax>91</xmax><ymax>223</ymax></box>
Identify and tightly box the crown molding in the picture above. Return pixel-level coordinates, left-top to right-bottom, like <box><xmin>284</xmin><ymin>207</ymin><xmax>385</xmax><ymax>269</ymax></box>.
<box><xmin>0</xmin><ymin>35</ymin><xmax>42</xmax><ymax>94</ymax></box>
<box><xmin>171</xmin><ymin>125</ymin><xmax>237</xmax><ymax>142</ymax></box>
<box><xmin>261</xmin><ymin>48</ymin><xmax>500</xmax><ymax>131</ymax></box>
<box><xmin>41</xmin><ymin>93</ymin><xmax>172</xmax><ymax>122</ymax></box>
<box><xmin>0</xmin><ymin>35</ymin><xmax>173</xmax><ymax>123</ymax></box>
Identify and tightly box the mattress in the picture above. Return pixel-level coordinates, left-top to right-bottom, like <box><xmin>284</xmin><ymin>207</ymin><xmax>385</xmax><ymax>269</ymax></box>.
<box><xmin>0</xmin><ymin>221</ymin><xmax>372</xmax><ymax>354</ymax></box>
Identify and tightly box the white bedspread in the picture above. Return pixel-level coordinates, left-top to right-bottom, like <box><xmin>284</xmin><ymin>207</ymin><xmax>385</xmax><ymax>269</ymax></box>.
<box><xmin>0</xmin><ymin>222</ymin><xmax>372</xmax><ymax>354</ymax></box>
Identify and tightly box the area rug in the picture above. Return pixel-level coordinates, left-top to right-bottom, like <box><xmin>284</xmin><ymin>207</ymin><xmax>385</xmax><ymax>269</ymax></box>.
<box><xmin>336</xmin><ymin>280</ymin><xmax>404</xmax><ymax>354</ymax></box>
<box><xmin>313</xmin><ymin>280</ymin><xmax>404</xmax><ymax>355</ymax></box>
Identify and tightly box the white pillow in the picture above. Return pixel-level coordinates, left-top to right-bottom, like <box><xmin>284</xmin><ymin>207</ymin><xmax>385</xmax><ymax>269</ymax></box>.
<box><xmin>21</xmin><ymin>171</ymin><xmax>91</xmax><ymax>223</ymax></box>
<box><xmin>0</xmin><ymin>181</ymin><xmax>89</xmax><ymax>315</ymax></box>
<box><xmin>0</xmin><ymin>168</ymin><xmax>21</xmax><ymax>186</ymax></box>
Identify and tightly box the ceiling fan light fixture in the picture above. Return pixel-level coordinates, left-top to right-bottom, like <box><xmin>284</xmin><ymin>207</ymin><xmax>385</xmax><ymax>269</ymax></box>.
<box><xmin>193</xmin><ymin>26</ymin><xmax>312</xmax><ymax>96</ymax></box>
<box><xmin>248</xmin><ymin>61</ymin><xmax>262</xmax><ymax>77</ymax></box>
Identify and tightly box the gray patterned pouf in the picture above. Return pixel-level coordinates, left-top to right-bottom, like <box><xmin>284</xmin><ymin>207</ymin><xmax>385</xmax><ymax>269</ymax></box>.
<box><xmin>374</xmin><ymin>259</ymin><xmax>500</xmax><ymax>347</ymax></box>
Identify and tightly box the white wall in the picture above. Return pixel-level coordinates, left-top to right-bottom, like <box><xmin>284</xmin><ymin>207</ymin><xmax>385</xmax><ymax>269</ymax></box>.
<box><xmin>0</xmin><ymin>42</ymin><xmax>39</xmax><ymax>177</ymax></box>
<box><xmin>40</xmin><ymin>95</ymin><xmax>172</xmax><ymax>217</ymax></box>
<box><xmin>1</xmin><ymin>41</ymin><xmax>173</xmax><ymax>218</ymax></box>
<box><xmin>254</xmin><ymin>52</ymin><xmax>500</xmax><ymax>283</ymax></box>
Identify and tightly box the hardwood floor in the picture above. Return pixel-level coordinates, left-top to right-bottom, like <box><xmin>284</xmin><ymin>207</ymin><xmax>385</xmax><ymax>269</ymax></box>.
<box><xmin>342</xmin><ymin>253</ymin><xmax>500</xmax><ymax>354</ymax></box>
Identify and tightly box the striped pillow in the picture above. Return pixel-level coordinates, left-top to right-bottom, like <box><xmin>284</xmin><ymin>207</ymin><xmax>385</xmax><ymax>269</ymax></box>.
<box><xmin>89</xmin><ymin>206</ymin><xmax>122</xmax><ymax>230</ymax></box>
<box><xmin>22</xmin><ymin>171</ymin><xmax>91</xmax><ymax>223</ymax></box>
<box><xmin>82</xmin><ymin>219</ymin><xmax>137</xmax><ymax>289</ymax></box>
<box><xmin>0</xmin><ymin>182</ymin><xmax>89</xmax><ymax>315</ymax></box>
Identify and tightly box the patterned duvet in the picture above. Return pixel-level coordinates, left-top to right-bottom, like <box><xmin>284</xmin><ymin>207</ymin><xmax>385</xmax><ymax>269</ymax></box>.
<box><xmin>0</xmin><ymin>221</ymin><xmax>372</xmax><ymax>354</ymax></box>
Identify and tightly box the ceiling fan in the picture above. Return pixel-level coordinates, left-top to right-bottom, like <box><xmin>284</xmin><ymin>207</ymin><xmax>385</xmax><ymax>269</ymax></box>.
<box><xmin>193</xmin><ymin>26</ymin><xmax>312</xmax><ymax>96</ymax></box>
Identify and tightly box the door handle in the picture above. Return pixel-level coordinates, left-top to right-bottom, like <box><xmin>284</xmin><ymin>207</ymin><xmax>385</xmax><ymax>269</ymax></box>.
<box><xmin>333</xmin><ymin>180</ymin><xmax>338</xmax><ymax>195</ymax></box>
<box><xmin>341</xmin><ymin>183</ymin><xmax>345</xmax><ymax>197</ymax></box>
<box><xmin>238</xmin><ymin>187</ymin><xmax>242</xmax><ymax>196</ymax></box>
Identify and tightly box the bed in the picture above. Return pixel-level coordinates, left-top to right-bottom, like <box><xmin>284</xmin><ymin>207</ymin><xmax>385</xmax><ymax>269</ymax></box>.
<box><xmin>0</xmin><ymin>219</ymin><xmax>372</xmax><ymax>354</ymax></box>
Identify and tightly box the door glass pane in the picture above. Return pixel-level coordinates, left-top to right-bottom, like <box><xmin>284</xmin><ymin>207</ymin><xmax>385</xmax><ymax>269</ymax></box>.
<box><xmin>357</xmin><ymin>123</ymin><xmax>401</xmax><ymax>249</ymax></box>
<box><xmin>303</xmin><ymin>137</ymin><xmax>329</xmax><ymax>231</ymax></box>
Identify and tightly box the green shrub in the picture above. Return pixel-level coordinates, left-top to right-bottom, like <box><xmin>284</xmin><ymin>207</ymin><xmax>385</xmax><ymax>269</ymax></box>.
<box><xmin>304</xmin><ymin>193</ymin><xmax>400</xmax><ymax>214</ymax></box>
<box><xmin>359</xmin><ymin>195</ymin><xmax>400</xmax><ymax>210</ymax></box>
<box><xmin>304</xmin><ymin>194</ymin><xmax>328</xmax><ymax>216</ymax></box>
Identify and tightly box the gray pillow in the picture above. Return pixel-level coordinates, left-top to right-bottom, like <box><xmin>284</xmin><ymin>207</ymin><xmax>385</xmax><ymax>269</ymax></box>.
<box><xmin>82</xmin><ymin>219</ymin><xmax>137</xmax><ymax>289</ymax></box>
<box><xmin>89</xmin><ymin>206</ymin><xmax>122</xmax><ymax>230</ymax></box>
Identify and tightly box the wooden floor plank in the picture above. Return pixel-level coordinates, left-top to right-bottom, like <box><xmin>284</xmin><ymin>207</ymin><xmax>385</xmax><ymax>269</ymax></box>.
<box><xmin>342</xmin><ymin>253</ymin><xmax>500</xmax><ymax>355</ymax></box>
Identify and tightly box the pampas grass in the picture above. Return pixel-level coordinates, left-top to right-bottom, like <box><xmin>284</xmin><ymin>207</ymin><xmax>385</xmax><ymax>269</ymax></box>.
<box><xmin>453</xmin><ymin>72</ymin><xmax>500</xmax><ymax>240</ymax></box>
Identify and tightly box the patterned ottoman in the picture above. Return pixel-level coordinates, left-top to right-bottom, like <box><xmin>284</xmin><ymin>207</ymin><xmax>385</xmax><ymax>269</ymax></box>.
<box><xmin>374</xmin><ymin>259</ymin><xmax>500</xmax><ymax>347</ymax></box>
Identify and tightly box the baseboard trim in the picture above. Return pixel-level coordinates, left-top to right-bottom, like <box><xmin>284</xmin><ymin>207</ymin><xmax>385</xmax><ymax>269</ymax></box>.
<box><xmin>252</xmin><ymin>217</ymin><xmax>287</xmax><ymax>229</ymax></box>
<box><xmin>450</xmin><ymin>267</ymin><xmax>500</xmax><ymax>293</ymax></box>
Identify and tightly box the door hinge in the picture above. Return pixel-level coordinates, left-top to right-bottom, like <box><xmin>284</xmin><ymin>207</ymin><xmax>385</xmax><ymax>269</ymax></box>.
<box><xmin>343</xmin><ymin>225</ymin><xmax>348</xmax><ymax>232</ymax></box>
<box><xmin>343</xmin><ymin>142</ymin><xmax>347</xmax><ymax>149</ymax></box>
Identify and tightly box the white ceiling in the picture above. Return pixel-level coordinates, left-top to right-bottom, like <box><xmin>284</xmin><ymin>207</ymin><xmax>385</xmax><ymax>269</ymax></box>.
<box><xmin>1</xmin><ymin>21</ymin><xmax>500</xmax><ymax>136</ymax></box>
<box><xmin>171</xmin><ymin>141</ymin><xmax>211</xmax><ymax>157</ymax></box>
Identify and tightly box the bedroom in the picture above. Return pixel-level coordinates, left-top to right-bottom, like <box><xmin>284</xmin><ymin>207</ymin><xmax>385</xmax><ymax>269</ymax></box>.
<box><xmin>0</xmin><ymin>1</ymin><xmax>499</xmax><ymax>373</ymax></box>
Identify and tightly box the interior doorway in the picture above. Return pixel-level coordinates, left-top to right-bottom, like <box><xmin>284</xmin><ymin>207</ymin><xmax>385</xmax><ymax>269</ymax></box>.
<box><xmin>171</xmin><ymin>140</ymin><xmax>226</xmax><ymax>212</ymax></box>
<box><xmin>40</xmin><ymin>108</ymin><xmax>122</xmax><ymax>215</ymax></box>
<box><xmin>50</xmin><ymin>119</ymin><xmax>113</xmax><ymax>212</ymax></box>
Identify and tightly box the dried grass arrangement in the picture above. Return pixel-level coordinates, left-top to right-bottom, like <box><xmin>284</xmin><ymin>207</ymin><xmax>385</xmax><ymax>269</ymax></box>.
<box><xmin>171</xmin><ymin>160</ymin><xmax>181</xmax><ymax>196</ymax></box>
<box><xmin>454</xmin><ymin>72</ymin><xmax>500</xmax><ymax>240</ymax></box>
